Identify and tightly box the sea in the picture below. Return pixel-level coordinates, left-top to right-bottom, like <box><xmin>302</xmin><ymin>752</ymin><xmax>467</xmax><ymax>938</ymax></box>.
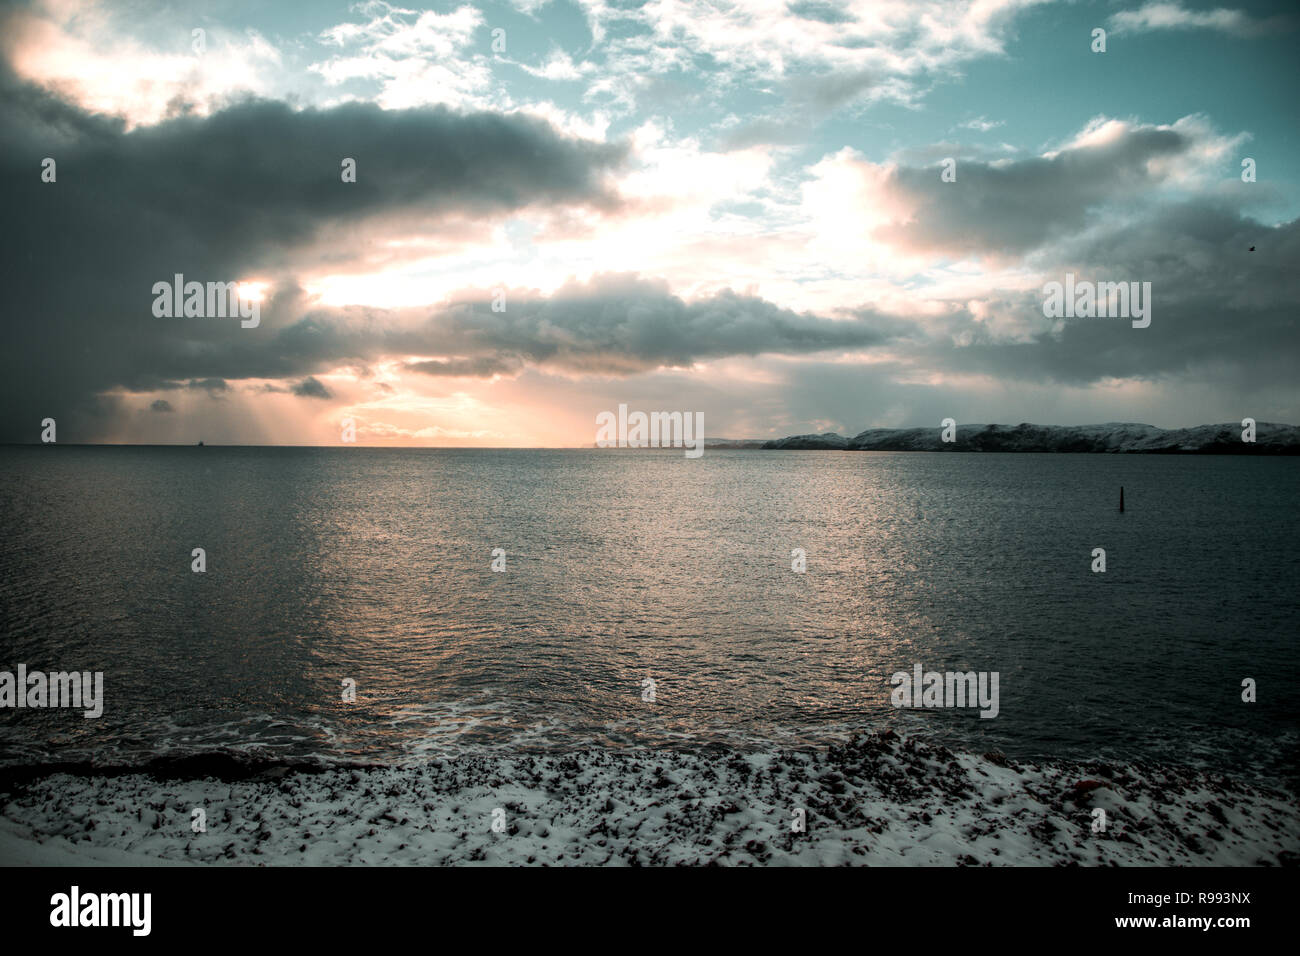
<box><xmin>1</xmin><ymin>446</ymin><xmax>1297</xmax><ymax>779</ymax></box>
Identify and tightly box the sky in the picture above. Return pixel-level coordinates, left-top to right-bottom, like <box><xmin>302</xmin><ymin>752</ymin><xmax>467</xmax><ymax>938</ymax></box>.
<box><xmin>1</xmin><ymin>0</ymin><xmax>1297</xmax><ymax>445</ymax></box>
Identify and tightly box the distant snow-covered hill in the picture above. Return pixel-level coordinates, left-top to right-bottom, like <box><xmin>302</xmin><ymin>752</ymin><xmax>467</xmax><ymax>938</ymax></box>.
<box><xmin>762</xmin><ymin>422</ymin><xmax>1300</xmax><ymax>453</ymax></box>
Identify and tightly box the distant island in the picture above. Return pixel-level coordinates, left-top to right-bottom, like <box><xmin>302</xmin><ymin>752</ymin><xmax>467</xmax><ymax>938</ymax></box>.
<box><xmin>755</xmin><ymin>422</ymin><xmax>1300</xmax><ymax>454</ymax></box>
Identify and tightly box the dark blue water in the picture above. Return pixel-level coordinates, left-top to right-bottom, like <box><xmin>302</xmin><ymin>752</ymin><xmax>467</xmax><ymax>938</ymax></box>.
<box><xmin>1</xmin><ymin>446</ymin><xmax>1296</xmax><ymax>776</ymax></box>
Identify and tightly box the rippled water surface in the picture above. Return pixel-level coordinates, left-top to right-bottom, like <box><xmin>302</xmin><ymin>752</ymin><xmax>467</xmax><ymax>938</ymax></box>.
<box><xmin>1</xmin><ymin>446</ymin><xmax>1296</xmax><ymax>774</ymax></box>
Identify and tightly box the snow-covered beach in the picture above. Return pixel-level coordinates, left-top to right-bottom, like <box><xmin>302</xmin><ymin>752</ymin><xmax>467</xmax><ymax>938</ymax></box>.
<box><xmin>3</xmin><ymin>732</ymin><xmax>1295</xmax><ymax>866</ymax></box>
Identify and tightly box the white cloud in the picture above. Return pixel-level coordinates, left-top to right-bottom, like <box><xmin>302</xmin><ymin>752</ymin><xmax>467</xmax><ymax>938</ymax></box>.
<box><xmin>516</xmin><ymin>48</ymin><xmax>594</xmax><ymax>81</ymax></box>
<box><xmin>311</xmin><ymin>3</ymin><xmax>498</xmax><ymax>110</ymax></box>
<box><xmin>3</xmin><ymin>1</ymin><xmax>285</xmax><ymax>127</ymax></box>
<box><xmin>959</xmin><ymin>115</ymin><xmax>1006</xmax><ymax>133</ymax></box>
<box><xmin>578</xmin><ymin>0</ymin><xmax>1054</xmax><ymax>112</ymax></box>
<box><xmin>1109</xmin><ymin>3</ymin><xmax>1279</xmax><ymax>37</ymax></box>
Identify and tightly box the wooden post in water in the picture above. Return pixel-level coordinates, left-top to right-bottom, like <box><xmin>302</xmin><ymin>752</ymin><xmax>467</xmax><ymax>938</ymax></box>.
<box><xmin>1120</xmin><ymin>486</ymin><xmax>1124</xmax><ymax>512</ymax></box>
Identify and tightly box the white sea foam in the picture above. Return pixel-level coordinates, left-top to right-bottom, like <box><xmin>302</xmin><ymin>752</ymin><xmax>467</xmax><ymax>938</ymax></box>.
<box><xmin>2</xmin><ymin>732</ymin><xmax>1294</xmax><ymax>866</ymax></box>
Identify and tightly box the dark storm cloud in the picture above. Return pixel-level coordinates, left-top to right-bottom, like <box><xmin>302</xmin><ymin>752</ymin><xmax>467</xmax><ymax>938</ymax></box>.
<box><xmin>407</xmin><ymin>356</ymin><xmax>526</xmax><ymax>378</ymax></box>
<box><xmin>149</xmin><ymin>399</ymin><xmax>173</xmax><ymax>413</ymax></box>
<box><xmin>877</xmin><ymin>125</ymin><xmax>1193</xmax><ymax>255</ymax></box>
<box><xmin>125</xmin><ymin>377</ymin><xmax>230</xmax><ymax>394</ymax></box>
<box><xmin>290</xmin><ymin>376</ymin><xmax>332</xmax><ymax>399</ymax></box>
<box><xmin>0</xmin><ymin>52</ymin><xmax>626</xmax><ymax>441</ymax></box>
<box><xmin>402</xmin><ymin>274</ymin><xmax>898</xmax><ymax>377</ymax></box>
<box><xmin>912</xmin><ymin>206</ymin><xmax>1300</xmax><ymax>388</ymax></box>
<box><xmin>186</xmin><ymin>378</ymin><xmax>230</xmax><ymax>393</ymax></box>
<box><xmin>112</xmin><ymin>274</ymin><xmax>899</xmax><ymax>388</ymax></box>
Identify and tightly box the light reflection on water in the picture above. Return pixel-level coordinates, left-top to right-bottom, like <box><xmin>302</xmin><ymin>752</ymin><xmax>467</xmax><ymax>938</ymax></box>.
<box><xmin>0</xmin><ymin>446</ymin><xmax>1296</xmax><ymax>775</ymax></box>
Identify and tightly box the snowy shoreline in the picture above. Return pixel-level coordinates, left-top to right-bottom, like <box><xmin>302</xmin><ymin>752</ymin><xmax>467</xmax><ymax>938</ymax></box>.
<box><xmin>2</xmin><ymin>732</ymin><xmax>1296</xmax><ymax>866</ymax></box>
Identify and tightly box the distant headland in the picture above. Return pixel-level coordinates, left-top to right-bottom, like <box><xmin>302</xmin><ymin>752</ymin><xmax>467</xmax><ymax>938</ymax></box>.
<box><xmin>753</xmin><ymin>422</ymin><xmax>1300</xmax><ymax>453</ymax></box>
